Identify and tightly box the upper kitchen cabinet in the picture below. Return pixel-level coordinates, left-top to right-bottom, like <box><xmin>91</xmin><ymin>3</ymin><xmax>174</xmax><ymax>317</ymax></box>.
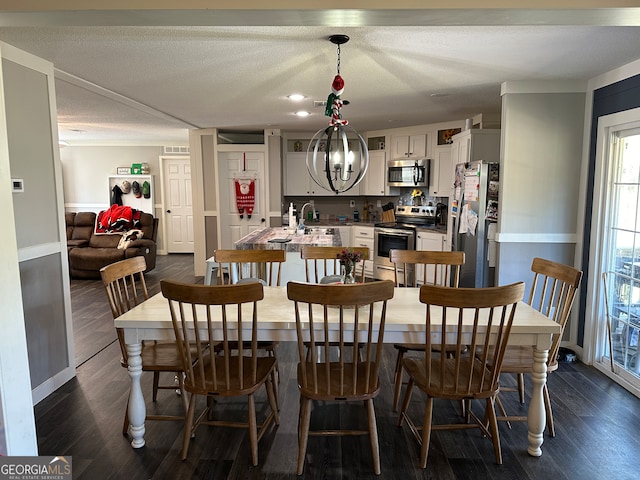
<box><xmin>284</xmin><ymin>152</ymin><xmax>341</xmax><ymax>196</ymax></box>
<box><xmin>429</xmin><ymin>146</ymin><xmax>453</xmax><ymax>197</ymax></box>
<box><xmin>361</xmin><ymin>150</ymin><xmax>386</xmax><ymax>196</ymax></box>
<box><xmin>450</xmin><ymin>129</ymin><xmax>501</xmax><ymax>167</ymax></box>
<box><xmin>392</xmin><ymin>134</ymin><xmax>426</xmax><ymax>159</ymax></box>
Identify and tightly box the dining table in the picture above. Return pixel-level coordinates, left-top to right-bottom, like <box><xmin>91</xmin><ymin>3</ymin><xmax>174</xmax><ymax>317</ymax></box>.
<box><xmin>114</xmin><ymin>285</ymin><xmax>561</xmax><ymax>457</ymax></box>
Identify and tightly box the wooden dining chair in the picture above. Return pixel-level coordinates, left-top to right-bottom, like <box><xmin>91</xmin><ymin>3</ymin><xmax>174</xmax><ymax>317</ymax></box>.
<box><xmin>389</xmin><ymin>249</ymin><xmax>465</xmax><ymax>411</ymax></box>
<box><xmin>214</xmin><ymin>248</ymin><xmax>286</xmax><ymax>287</ymax></box>
<box><xmin>397</xmin><ymin>282</ymin><xmax>525</xmax><ymax>469</ymax></box>
<box><xmin>300</xmin><ymin>245</ymin><xmax>370</xmax><ymax>284</ymax></box>
<box><xmin>287</xmin><ymin>280</ymin><xmax>395</xmax><ymax>475</ymax></box>
<box><xmin>100</xmin><ymin>256</ymin><xmax>192</xmax><ymax>436</ymax></box>
<box><xmin>213</xmin><ymin>249</ymin><xmax>284</xmax><ymax>393</ymax></box>
<box><xmin>491</xmin><ymin>257</ymin><xmax>582</xmax><ymax>436</ymax></box>
<box><xmin>160</xmin><ymin>280</ymin><xmax>279</xmax><ymax>464</ymax></box>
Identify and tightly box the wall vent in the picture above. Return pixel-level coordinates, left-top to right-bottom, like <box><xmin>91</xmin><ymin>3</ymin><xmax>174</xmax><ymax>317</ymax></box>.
<box><xmin>164</xmin><ymin>146</ymin><xmax>190</xmax><ymax>154</ymax></box>
<box><xmin>313</xmin><ymin>100</ymin><xmax>327</xmax><ymax>108</ymax></box>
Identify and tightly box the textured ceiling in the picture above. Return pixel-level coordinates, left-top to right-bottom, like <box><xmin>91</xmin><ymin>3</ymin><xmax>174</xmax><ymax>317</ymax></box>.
<box><xmin>1</xmin><ymin>9</ymin><xmax>640</xmax><ymax>145</ymax></box>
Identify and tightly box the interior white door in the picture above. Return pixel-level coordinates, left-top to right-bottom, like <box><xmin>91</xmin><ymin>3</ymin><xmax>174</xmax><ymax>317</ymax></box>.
<box><xmin>218</xmin><ymin>151</ymin><xmax>266</xmax><ymax>249</ymax></box>
<box><xmin>162</xmin><ymin>156</ymin><xmax>194</xmax><ymax>253</ymax></box>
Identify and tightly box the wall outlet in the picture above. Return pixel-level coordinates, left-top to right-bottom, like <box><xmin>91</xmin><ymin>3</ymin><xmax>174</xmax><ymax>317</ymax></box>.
<box><xmin>350</xmin><ymin>200</ymin><xmax>355</xmax><ymax>208</ymax></box>
<box><xmin>376</xmin><ymin>200</ymin><xmax>381</xmax><ymax>207</ymax></box>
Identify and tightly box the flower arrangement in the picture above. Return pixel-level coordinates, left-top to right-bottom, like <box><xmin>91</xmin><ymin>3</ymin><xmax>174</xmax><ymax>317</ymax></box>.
<box><xmin>337</xmin><ymin>247</ymin><xmax>362</xmax><ymax>283</ymax></box>
<box><xmin>411</xmin><ymin>188</ymin><xmax>424</xmax><ymax>206</ymax></box>
<box><xmin>338</xmin><ymin>247</ymin><xmax>362</xmax><ymax>266</ymax></box>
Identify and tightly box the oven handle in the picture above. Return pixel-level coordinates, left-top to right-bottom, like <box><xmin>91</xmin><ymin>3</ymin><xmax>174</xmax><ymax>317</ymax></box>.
<box><xmin>375</xmin><ymin>228</ymin><xmax>414</xmax><ymax>238</ymax></box>
<box><xmin>374</xmin><ymin>264</ymin><xmax>395</xmax><ymax>272</ymax></box>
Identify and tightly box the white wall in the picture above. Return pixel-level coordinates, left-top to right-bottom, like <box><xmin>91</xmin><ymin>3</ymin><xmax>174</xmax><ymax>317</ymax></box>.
<box><xmin>60</xmin><ymin>145</ymin><xmax>164</xmax><ymax>210</ymax></box>
<box><xmin>496</xmin><ymin>81</ymin><xmax>586</xmax><ymax>289</ymax></box>
<box><xmin>0</xmin><ymin>42</ymin><xmax>58</xmax><ymax>456</ymax></box>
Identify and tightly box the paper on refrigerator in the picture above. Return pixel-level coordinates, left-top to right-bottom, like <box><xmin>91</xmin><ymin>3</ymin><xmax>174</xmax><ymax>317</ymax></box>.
<box><xmin>458</xmin><ymin>203</ymin><xmax>478</xmax><ymax>236</ymax></box>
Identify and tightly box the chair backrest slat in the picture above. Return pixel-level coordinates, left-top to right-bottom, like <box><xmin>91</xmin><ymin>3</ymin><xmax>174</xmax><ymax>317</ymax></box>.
<box><xmin>420</xmin><ymin>283</ymin><xmax>525</xmax><ymax>397</ymax></box>
<box><xmin>527</xmin><ymin>257</ymin><xmax>583</xmax><ymax>367</ymax></box>
<box><xmin>161</xmin><ymin>280</ymin><xmax>264</xmax><ymax>395</ymax></box>
<box><xmin>301</xmin><ymin>246</ymin><xmax>370</xmax><ymax>283</ymax></box>
<box><xmin>390</xmin><ymin>249</ymin><xmax>465</xmax><ymax>288</ymax></box>
<box><xmin>287</xmin><ymin>280</ymin><xmax>395</xmax><ymax>398</ymax></box>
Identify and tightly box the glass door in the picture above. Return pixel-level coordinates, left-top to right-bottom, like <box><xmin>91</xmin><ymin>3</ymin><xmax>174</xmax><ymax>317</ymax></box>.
<box><xmin>601</xmin><ymin>130</ymin><xmax>640</xmax><ymax>384</ymax></box>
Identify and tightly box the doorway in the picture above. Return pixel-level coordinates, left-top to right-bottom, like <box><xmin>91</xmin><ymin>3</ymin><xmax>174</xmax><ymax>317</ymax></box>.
<box><xmin>591</xmin><ymin>109</ymin><xmax>640</xmax><ymax>397</ymax></box>
<box><xmin>217</xmin><ymin>150</ymin><xmax>266</xmax><ymax>249</ymax></box>
<box><xmin>161</xmin><ymin>155</ymin><xmax>194</xmax><ymax>253</ymax></box>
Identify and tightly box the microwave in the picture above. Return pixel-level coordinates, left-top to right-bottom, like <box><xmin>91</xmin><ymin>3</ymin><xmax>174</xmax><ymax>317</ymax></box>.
<box><xmin>387</xmin><ymin>158</ymin><xmax>429</xmax><ymax>187</ymax></box>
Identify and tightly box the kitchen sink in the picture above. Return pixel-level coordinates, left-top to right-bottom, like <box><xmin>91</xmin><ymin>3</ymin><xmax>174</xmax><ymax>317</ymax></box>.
<box><xmin>303</xmin><ymin>227</ymin><xmax>335</xmax><ymax>235</ymax></box>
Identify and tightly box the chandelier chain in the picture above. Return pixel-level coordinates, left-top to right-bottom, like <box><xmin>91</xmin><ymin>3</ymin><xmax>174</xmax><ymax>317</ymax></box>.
<box><xmin>336</xmin><ymin>44</ymin><xmax>341</xmax><ymax>75</ymax></box>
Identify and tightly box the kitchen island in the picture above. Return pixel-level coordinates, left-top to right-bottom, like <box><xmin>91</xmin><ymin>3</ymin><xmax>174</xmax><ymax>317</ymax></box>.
<box><xmin>234</xmin><ymin>226</ymin><xmax>342</xmax><ymax>251</ymax></box>
<box><xmin>205</xmin><ymin>226</ymin><xmax>344</xmax><ymax>285</ymax></box>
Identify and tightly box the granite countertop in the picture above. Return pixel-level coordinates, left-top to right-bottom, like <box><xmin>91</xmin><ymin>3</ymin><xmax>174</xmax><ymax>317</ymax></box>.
<box><xmin>286</xmin><ymin>220</ymin><xmax>377</xmax><ymax>228</ymax></box>
<box><xmin>235</xmin><ymin>227</ymin><xmax>341</xmax><ymax>252</ymax></box>
<box><xmin>416</xmin><ymin>225</ymin><xmax>449</xmax><ymax>234</ymax></box>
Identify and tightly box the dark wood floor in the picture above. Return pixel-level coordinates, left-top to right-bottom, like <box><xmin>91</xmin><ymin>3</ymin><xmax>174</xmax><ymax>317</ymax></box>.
<box><xmin>36</xmin><ymin>254</ymin><xmax>640</xmax><ymax>479</ymax></box>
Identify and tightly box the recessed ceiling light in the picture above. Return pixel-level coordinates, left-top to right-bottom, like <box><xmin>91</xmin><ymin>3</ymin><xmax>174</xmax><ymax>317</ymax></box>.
<box><xmin>288</xmin><ymin>94</ymin><xmax>306</xmax><ymax>101</ymax></box>
<box><xmin>295</xmin><ymin>111</ymin><xmax>310</xmax><ymax>117</ymax></box>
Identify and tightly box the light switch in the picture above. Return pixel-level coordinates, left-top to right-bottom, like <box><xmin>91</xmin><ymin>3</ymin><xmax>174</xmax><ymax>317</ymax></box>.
<box><xmin>12</xmin><ymin>178</ymin><xmax>24</xmax><ymax>193</ymax></box>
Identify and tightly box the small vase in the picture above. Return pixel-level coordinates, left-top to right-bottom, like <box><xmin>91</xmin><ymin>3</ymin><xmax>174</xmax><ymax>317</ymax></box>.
<box><xmin>341</xmin><ymin>263</ymin><xmax>355</xmax><ymax>284</ymax></box>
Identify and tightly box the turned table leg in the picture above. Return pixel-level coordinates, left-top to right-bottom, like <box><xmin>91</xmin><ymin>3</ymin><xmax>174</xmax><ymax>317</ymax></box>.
<box><xmin>527</xmin><ymin>347</ymin><xmax>549</xmax><ymax>456</ymax></box>
<box><xmin>125</xmin><ymin>342</ymin><xmax>146</xmax><ymax>448</ymax></box>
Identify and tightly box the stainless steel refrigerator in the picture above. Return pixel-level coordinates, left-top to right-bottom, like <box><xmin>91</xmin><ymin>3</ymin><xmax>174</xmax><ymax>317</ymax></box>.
<box><xmin>451</xmin><ymin>161</ymin><xmax>499</xmax><ymax>288</ymax></box>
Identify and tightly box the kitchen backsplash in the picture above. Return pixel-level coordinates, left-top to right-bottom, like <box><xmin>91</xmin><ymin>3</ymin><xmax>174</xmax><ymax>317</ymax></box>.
<box><xmin>284</xmin><ymin>189</ymin><xmax>447</xmax><ymax>224</ymax></box>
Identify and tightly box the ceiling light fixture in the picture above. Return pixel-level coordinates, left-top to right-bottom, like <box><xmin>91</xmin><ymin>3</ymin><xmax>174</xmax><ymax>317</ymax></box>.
<box><xmin>288</xmin><ymin>94</ymin><xmax>306</xmax><ymax>101</ymax></box>
<box><xmin>306</xmin><ymin>34</ymin><xmax>369</xmax><ymax>195</ymax></box>
<box><xmin>295</xmin><ymin>110</ymin><xmax>310</xmax><ymax>117</ymax></box>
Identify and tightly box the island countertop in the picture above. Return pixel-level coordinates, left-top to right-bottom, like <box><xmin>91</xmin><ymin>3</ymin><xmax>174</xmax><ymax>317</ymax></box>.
<box><xmin>234</xmin><ymin>227</ymin><xmax>341</xmax><ymax>252</ymax></box>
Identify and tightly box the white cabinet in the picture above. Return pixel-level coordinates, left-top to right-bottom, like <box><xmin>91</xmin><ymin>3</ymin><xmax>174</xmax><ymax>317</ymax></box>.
<box><xmin>352</xmin><ymin>225</ymin><xmax>374</xmax><ymax>278</ymax></box>
<box><xmin>337</xmin><ymin>225</ymin><xmax>352</xmax><ymax>247</ymax></box>
<box><xmin>108</xmin><ymin>174</ymin><xmax>155</xmax><ymax>214</ymax></box>
<box><xmin>361</xmin><ymin>150</ymin><xmax>386</xmax><ymax>195</ymax></box>
<box><xmin>392</xmin><ymin>134</ymin><xmax>426</xmax><ymax>159</ymax></box>
<box><xmin>284</xmin><ymin>152</ymin><xmax>358</xmax><ymax>196</ymax></box>
<box><xmin>450</xmin><ymin>129</ymin><xmax>500</xmax><ymax>167</ymax></box>
<box><xmin>284</xmin><ymin>153</ymin><xmax>315</xmax><ymax>196</ymax></box>
<box><xmin>415</xmin><ymin>230</ymin><xmax>448</xmax><ymax>286</ymax></box>
<box><xmin>429</xmin><ymin>145</ymin><xmax>453</xmax><ymax>197</ymax></box>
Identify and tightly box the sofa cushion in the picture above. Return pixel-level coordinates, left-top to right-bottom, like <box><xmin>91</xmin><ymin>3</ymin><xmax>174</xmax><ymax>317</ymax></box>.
<box><xmin>69</xmin><ymin>247</ymin><xmax>125</xmax><ymax>272</ymax></box>
<box><xmin>89</xmin><ymin>233</ymin><xmax>121</xmax><ymax>249</ymax></box>
<box><xmin>72</xmin><ymin>212</ymin><xmax>97</xmax><ymax>241</ymax></box>
<box><xmin>137</xmin><ymin>212</ymin><xmax>157</xmax><ymax>241</ymax></box>
<box><xmin>65</xmin><ymin>212</ymin><xmax>76</xmax><ymax>240</ymax></box>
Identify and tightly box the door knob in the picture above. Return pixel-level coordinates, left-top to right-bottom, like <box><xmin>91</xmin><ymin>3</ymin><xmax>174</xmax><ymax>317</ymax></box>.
<box><xmin>261</xmin><ymin>218</ymin><xmax>266</xmax><ymax>222</ymax></box>
<box><xmin>166</xmin><ymin>210</ymin><xmax>171</xmax><ymax>213</ymax></box>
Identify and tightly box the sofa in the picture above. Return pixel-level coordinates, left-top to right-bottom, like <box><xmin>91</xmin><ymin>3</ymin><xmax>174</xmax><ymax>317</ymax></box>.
<box><xmin>66</xmin><ymin>209</ymin><xmax>159</xmax><ymax>279</ymax></box>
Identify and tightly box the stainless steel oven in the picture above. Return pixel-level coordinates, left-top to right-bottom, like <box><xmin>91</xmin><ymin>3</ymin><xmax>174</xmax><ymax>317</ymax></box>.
<box><xmin>373</xmin><ymin>226</ymin><xmax>416</xmax><ymax>282</ymax></box>
<box><xmin>373</xmin><ymin>205</ymin><xmax>436</xmax><ymax>282</ymax></box>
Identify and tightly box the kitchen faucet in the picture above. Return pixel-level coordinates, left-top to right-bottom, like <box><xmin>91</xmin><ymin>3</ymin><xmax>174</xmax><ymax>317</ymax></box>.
<box><xmin>298</xmin><ymin>202</ymin><xmax>314</xmax><ymax>229</ymax></box>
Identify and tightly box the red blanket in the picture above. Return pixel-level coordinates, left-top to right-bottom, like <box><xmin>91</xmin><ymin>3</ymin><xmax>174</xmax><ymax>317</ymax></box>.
<box><xmin>95</xmin><ymin>205</ymin><xmax>142</xmax><ymax>234</ymax></box>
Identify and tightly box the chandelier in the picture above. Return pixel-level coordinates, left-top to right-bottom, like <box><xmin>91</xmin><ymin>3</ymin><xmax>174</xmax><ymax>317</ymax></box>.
<box><xmin>306</xmin><ymin>34</ymin><xmax>369</xmax><ymax>194</ymax></box>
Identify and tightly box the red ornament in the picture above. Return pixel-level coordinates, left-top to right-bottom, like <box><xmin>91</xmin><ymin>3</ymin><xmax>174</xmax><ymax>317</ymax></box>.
<box><xmin>331</xmin><ymin>75</ymin><xmax>344</xmax><ymax>95</ymax></box>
